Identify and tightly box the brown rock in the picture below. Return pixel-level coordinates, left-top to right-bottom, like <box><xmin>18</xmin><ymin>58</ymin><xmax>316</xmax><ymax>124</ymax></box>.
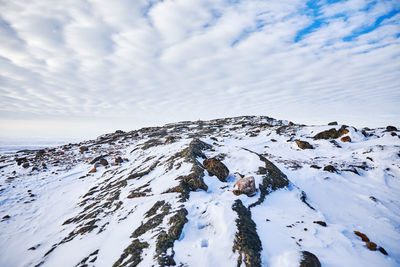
<box><xmin>386</xmin><ymin>126</ymin><xmax>397</xmax><ymax>131</ymax></box>
<box><xmin>203</xmin><ymin>158</ymin><xmax>229</xmax><ymax>182</ymax></box>
<box><xmin>366</xmin><ymin>241</ymin><xmax>377</xmax><ymax>251</ymax></box>
<box><xmin>378</xmin><ymin>247</ymin><xmax>388</xmax><ymax>255</ymax></box>
<box><xmin>89</xmin><ymin>168</ymin><xmax>96</xmax><ymax>173</ymax></box>
<box><xmin>354</xmin><ymin>231</ymin><xmax>370</xmax><ymax>242</ymax></box>
<box><xmin>79</xmin><ymin>146</ymin><xmax>89</xmax><ymax>153</ymax></box>
<box><xmin>313</xmin><ymin>125</ymin><xmax>349</xmax><ymax>140</ymax></box>
<box><xmin>115</xmin><ymin>156</ymin><xmax>123</xmax><ymax>164</ymax></box>
<box><xmin>296</xmin><ymin>140</ymin><xmax>314</xmax><ymax>149</ymax></box>
<box><xmin>22</xmin><ymin>162</ymin><xmax>30</xmax><ymax>168</ymax></box>
<box><xmin>341</xmin><ymin>136</ymin><xmax>351</xmax><ymax>142</ymax></box>
<box><xmin>99</xmin><ymin>158</ymin><xmax>108</xmax><ymax>166</ymax></box>
<box><xmin>299</xmin><ymin>251</ymin><xmax>321</xmax><ymax>267</ymax></box>
<box><xmin>233</xmin><ymin>176</ymin><xmax>256</xmax><ymax>196</ymax></box>
<box><xmin>323</xmin><ymin>165</ymin><xmax>337</xmax><ymax>173</ymax></box>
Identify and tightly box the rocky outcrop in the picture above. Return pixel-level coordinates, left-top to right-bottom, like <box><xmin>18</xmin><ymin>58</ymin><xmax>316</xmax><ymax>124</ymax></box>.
<box><xmin>340</xmin><ymin>136</ymin><xmax>351</xmax><ymax>142</ymax></box>
<box><xmin>299</xmin><ymin>251</ymin><xmax>321</xmax><ymax>267</ymax></box>
<box><xmin>203</xmin><ymin>158</ymin><xmax>229</xmax><ymax>182</ymax></box>
<box><xmin>233</xmin><ymin>176</ymin><xmax>256</xmax><ymax>196</ymax></box>
<box><xmin>313</xmin><ymin>125</ymin><xmax>348</xmax><ymax>140</ymax></box>
<box><xmin>296</xmin><ymin>140</ymin><xmax>314</xmax><ymax>149</ymax></box>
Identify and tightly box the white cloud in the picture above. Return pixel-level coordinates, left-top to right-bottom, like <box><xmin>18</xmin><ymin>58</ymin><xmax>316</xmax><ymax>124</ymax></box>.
<box><xmin>0</xmin><ymin>0</ymin><xmax>399</xmax><ymax>140</ymax></box>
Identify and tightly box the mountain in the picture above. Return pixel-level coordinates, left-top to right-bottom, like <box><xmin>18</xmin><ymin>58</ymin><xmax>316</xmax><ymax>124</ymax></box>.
<box><xmin>0</xmin><ymin>116</ymin><xmax>399</xmax><ymax>267</ymax></box>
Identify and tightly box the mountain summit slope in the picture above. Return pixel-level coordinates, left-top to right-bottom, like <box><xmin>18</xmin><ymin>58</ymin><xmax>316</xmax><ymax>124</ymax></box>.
<box><xmin>0</xmin><ymin>116</ymin><xmax>399</xmax><ymax>267</ymax></box>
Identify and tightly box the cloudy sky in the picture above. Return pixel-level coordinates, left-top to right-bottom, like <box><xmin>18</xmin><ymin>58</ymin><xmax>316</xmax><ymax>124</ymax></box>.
<box><xmin>0</xmin><ymin>0</ymin><xmax>399</xmax><ymax>141</ymax></box>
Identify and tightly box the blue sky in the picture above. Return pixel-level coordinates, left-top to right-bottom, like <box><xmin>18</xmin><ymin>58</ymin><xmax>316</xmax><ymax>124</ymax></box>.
<box><xmin>0</xmin><ymin>0</ymin><xmax>399</xmax><ymax>141</ymax></box>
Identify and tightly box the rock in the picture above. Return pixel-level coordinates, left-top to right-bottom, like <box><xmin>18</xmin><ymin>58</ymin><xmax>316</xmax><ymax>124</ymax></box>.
<box><xmin>386</xmin><ymin>126</ymin><xmax>397</xmax><ymax>131</ymax></box>
<box><xmin>323</xmin><ymin>165</ymin><xmax>337</xmax><ymax>173</ymax></box>
<box><xmin>203</xmin><ymin>158</ymin><xmax>229</xmax><ymax>182</ymax></box>
<box><xmin>313</xmin><ymin>221</ymin><xmax>327</xmax><ymax>227</ymax></box>
<box><xmin>16</xmin><ymin>157</ymin><xmax>27</xmax><ymax>166</ymax></box>
<box><xmin>22</xmin><ymin>162</ymin><xmax>30</xmax><ymax>168</ymax></box>
<box><xmin>299</xmin><ymin>251</ymin><xmax>321</xmax><ymax>267</ymax></box>
<box><xmin>328</xmin><ymin>121</ymin><xmax>338</xmax><ymax>125</ymax></box>
<box><xmin>310</xmin><ymin>165</ymin><xmax>321</xmax><ymax>169</ymax></box>
<box><xmin>296</xmin><ymin>140</ymin><xmax>314</xmax><ymax>149</ymax></box>
<box><xmin>89</xmin><ymin>168</ymin><xmax>96</xmax><ymax>173</ymax></box>
<box><xmin>378</xmin><ymin>247</ymin><xmax>388</xmax><ymax>255</ymax></box>
<box><xmin>41</xmin><ymin>162</ymin><xmax>47</xmax><ymax>168</ymax></box>
<box><xmin>36</xmin><ymin>150</ymin><xmax>45</xmax><ymax>157</ymax></box>
<box><xmin>288</xmin><ymin>122</ymin><xmax>294</xmax><ymax>126</ymax></box>
<box><xmin>313</xmin><ymin>125</ymin><xmax>348</xmax><ymax>140</ymax></box>
<box><xmin>340</xmin><ymin>136</ymin><xmax>351</xmax><ymax>142</ymax></box>
<box><xmin>99</xmin><ymin>158</ymin><xmax>108</xmax><ymax>166</ymax></box>
<box><xmin>115</xmin><ymin>130</ymin><xmax>125</xmax><ymax>134</ymax></box>
<box><xmin>79</xmin><ymin>146</ymin><xmax>89</xmax><ymax>153</ymax></box>
<box><xmin>2</xmin><ymin>215</ymin><xmax>10</xmax><ymax>220</ymax></box>
<box><xmin>366</xmin><ymin>241</ymin><xmax>377</xmax><ymax>251</ymax></box>
<box><xmin>354</xmin><ymin>231</ymin><xmax>370</xmax><ymax>242</ymax></box>
<box><xmin>115</xmin><ymin>157</ymin><xmax>123</xmax><ymax>164</ymax></box>
<box><xmin>233</xmin><ymin>176</ymin><xmax>256</xmax><ymax>196</ymax></box>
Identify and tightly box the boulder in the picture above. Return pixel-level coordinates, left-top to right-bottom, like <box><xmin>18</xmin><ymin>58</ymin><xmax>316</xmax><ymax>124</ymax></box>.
<box><xmin>323</xmin><ymin>165</ymin><xmax>337</xmax><ymax>173</ymax></box>
<box><xmin>203</xmin><ymin>158</ymin><xmax>229</xmax><ymax>182</ymax></box>
<box><xmin>79</xmin><ymin>146</ymin><xmax>89</xmax><ymax>153</ymax></box>
<box><xmin>115</xmin><ymin>156</ymin><xmax>123</xmax><ymax>164</ymax></box>
<box><xmin>299</xmin><ymin>251</ymin><xmax>321</xmax><ymax>267</ymax></box>
<box><xmin>89</xmin><ymin>168</ymin><xmax>96</xmax><ymax>173</ymax></box>
<box><xmin>99</xmin><ymin>158</ymin><xmax>108</xmax><ymax>166</ymax></box>
<box><xmin>328</xmin><ymin>121</ymin><xmax>338</xmax><ymax>125</ymax></box>
<box><xmin>22</xmin><ymin>162</ymin><xmax>30</xmax><ymax>168</ymax></box>
<box><xmin>340</xmin><ymin>136</ymin><xmax>351</xmax><ymax>142</ymax></box>
<box><xmin>313</xmin><ymin>125</ymin><xmax>348</xmax><ymax>140</ymax></box>
<box><xmin>313</xmin><ymin>221</ymin><xmax>327</xmax><ymax>227</ymax></box>
<box><xmin>296</xmin><ymin>140</ymin><xmax>314</xmax><ymax>149</ymax></box>
<box><xmin>386</xmin><ymin>126</ymin><xmax>397</xmax><ymax>131</ymax></box>
<box><xmin>233</xmin><ymin>176</ymin><xmax>256</xmax><ymax>196</ymax></box>
<box><xmin>354</xmin><ymin>231</ymin><xmax>369</xmax><ymax>242</ymax></box>
<box><xmin>366</xmin><ymin>241</ymin><xmax>377</xmax><ymax>251</ymax></box>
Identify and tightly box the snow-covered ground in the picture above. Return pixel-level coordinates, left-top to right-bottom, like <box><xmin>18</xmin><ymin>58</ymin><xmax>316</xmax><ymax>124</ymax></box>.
<box><xmin>0</xmin><ymin>116</ymin><xmax>399</xmax><ymax>266</ymax></box>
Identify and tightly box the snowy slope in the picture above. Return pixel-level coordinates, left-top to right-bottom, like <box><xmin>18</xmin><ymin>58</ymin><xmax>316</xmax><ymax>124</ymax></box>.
<box><xmin>0</xmin><ymin>116</ymin><xmax>399</xmax><ymax>267</ymax></box>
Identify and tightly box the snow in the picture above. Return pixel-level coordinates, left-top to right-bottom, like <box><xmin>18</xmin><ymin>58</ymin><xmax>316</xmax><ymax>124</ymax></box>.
<box><xmin>0</xmin><ymin>117</ymin><xmax>399</xmax><ymax>266</ymax></box>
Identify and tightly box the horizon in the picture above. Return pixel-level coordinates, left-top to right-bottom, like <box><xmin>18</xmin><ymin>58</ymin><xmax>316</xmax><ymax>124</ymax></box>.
<box><xmin>1</xmin><ymin>0</ymin><xmax>399</xmax><ymax>141</ymax></box>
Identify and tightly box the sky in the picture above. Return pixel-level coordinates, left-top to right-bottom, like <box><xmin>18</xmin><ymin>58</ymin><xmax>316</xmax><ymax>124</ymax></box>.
<box><xmin>0</xmin><ymin>0</ymin><xmax>399</xmax><ymax>142</ymax></box>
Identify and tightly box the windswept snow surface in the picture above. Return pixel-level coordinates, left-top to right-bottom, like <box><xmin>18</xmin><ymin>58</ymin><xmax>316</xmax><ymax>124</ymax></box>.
<box><xmin>0</xmin><ymin>116</ymin><xmax>399</xmax><ymax>266</ymax></box>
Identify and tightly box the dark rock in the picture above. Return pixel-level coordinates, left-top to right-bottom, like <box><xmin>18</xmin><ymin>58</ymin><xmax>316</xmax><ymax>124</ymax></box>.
<box><xmin>313</xmin><ymin>125</ymin><xmax>348</xmax><ymax>140</ymax></box>
<box><xmin>310</xmin><ymin>165</ymin><xmax>321</xmax><ymax>169</ymax></box>
<box><xmin>2</xmin><ymin>215</ymin><xmax>10</xmax><ymax>220</ymax></box>
<box><xmin>115</xmin><ymin>130</ymin><xmax>125</xmax><ymax>134</ymax></box>
<box><xmin>296</xmin><ymin>140</ymin><xmax>314</xmax><ymax>149</ymax></box>
<box><xmin>328</xmin><ymin>121</ymin><xmax>338</xmax><ymax>125</ymax></box>
<box><xmin>299</xmin><ymin>251</ymin><xmax>321</xmax><ymax>267</ymax></box>
<box><xmin>369</xmin><ymin>196</ymin><xmax>377</xmax><ymax>202</ymax></box>
<box><xmin>323</xmin><ymin>165</ymin><xmax>337</xmax><ymax>173</ymax></box>
<box><xmin>232</xmin><ymin>200</ymin><xmax>262</xmax><ymax>267</ymax></box>
<box><xmin>378</xmin><ymin>246</ymin><xmax>388</xmax><ymax>255</ymax></box>
<box><xmin>366</xmin><ymin>241</ymin><xmax>377</xmax><ymax>251</ymax></box>
<box><xmin>313</xmin><ymin>221</ymin><xmax>327</xmax><ymax>227</ymax></box>
<box><xmin>79</xmin><ymin>146</ymin><xmax>89</xmax><ymax>153</ymax></box>
<box><xmin>99</xmin><ymin>158</ymin><xmax>108</xmax><ymax>166</ymax></box>
<box><xmin>341</xmin><ymin>136</ymin><xmax>351</xmax><ymax>142</ymax></box>
<box><xmin>36</xmin><ymin>150</ymin><xmax>45</xmax><ymax>157</ymax></box>
<box><xmin>203</xmin><ymin>158</ymin><xmax>229</xmax><ymax>182</ymax></box>
<box><xmin>386</xmin><ymin>126</ymin><xmax>397</xmax><ymax>131</ymax></box>
<box><xmin>22</xmin><ymin>162</ymin><xmax>30</xmax><ymax>168</ymax></box>
<box><xmin>16</xmin><ymin>157</ymin><xmax>27</xmax><ymax>166</ymax></box>
<box><xmin>115</xmin><ymin>157</ymin><xmax>123</xmax><ymax>164</ymax></box>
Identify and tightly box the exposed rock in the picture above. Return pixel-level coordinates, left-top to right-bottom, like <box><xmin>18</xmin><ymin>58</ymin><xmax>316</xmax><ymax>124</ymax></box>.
<box><xmin>233</xmin><ymin>176</ymin><xmax>256</xmax><ymax>196</ymax></box>
<box><xmin>36</xmin><ymin>150</ymin><xmax>45</xmax><ymax>157</ymax></box>
<box><xmin>2</xmin><ymin>215</ymin><xmax>10</xmax><ymax>220</ymax></box>
<box><xmin>313</xmin><ymin>221</ymin><xmax>327</xmax><ymax>227</ymax></box>
<box><xmin>22</xmin><ymin>162</ymin><xmax>30</xmax><ymax>168</ymax></box>
<box><xmin>296</xmin><ymin>140</ymin><xmax>314</xmax><ymax>149</ymax></box>
<box><xmin>299</xmin><ymin>251</ymin><xmax>321</xmax><ymax>267</ymax></box>
<box><xmin>89</xmin><ymin>168</ymin><xmax>96</xmax><ymax>173</ymax></box>
<box><xmin>203</xmin><ymin>158</ymin><xmax>229</xmax><ymax>182</ymax></box>
<box><xmin>354</xmin><ymin>231</ymin><xmax>370</xmax><ymax>242</ymax></box>
<box><xmin>328</xmin><ymin>121</ymin><xmax>338</xmax><ymax>125</ymax></box>
<box><xmin>99</xmin><ymin>158</ymin><xmax>108</xmax><ymax>166</ymax></box>
<box><xmin>310</xmin><ymin>165</ymin><xmax>321</xmax><ymax>169</ymax></box>
<box><xmin>79</xmin><ymin>146</ymin><xmax>89</xmax><ymax>153</ymax></box>
<box><xmin>115</xmin><ymin>157</ymin><xmax>123</xmax><ymax>164</ymax></box>
<box><xmin>341</xmin><ymin>136</ymin><xmax>351</xmax><ymax>142</ymax></box>
<box><xmin>232</xmin><ymin>199</ymin><xmax>262</xmax><ymax>267</ymax></box>
<box><xmin>16</xmin><ymin>157</ymin><xmax>27</xmax><ymax>166</ymax></box>
<box><xmin>386</xmin><ymin>126</ymin><xmax>397</xmax><ymax>131</ymax></box>
<box><xmin>323</xmin><ymin>165</ymin><xmax>337</xmax><ymax>173</ymax></box>
<box><xmin>366</xmin><ymin>241</ymin><xmax>377</xmax><ymax>251</ymax></box>
<box><xmin>378</xmin><ymin>247</ymin><xmax>388</xmax><ymax>255</ymax></box>
<box><xmin>313</xmin><ymin>125</ymin><xmax>348</xmax><ymax>140</ymax></box>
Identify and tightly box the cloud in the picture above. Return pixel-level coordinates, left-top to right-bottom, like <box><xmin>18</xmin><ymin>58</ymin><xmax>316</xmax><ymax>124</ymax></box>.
<box><xmin>0</xmin><ymin>0</ymin><xmax>399</xmax><ymax>140</ymax></box>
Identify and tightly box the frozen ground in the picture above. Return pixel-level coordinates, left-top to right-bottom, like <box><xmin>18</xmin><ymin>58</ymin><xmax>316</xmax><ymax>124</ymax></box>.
<box><xmin>0</xmin><ymin>116</ymin><xmax>399</xmax><ymax>266</ymax></box>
